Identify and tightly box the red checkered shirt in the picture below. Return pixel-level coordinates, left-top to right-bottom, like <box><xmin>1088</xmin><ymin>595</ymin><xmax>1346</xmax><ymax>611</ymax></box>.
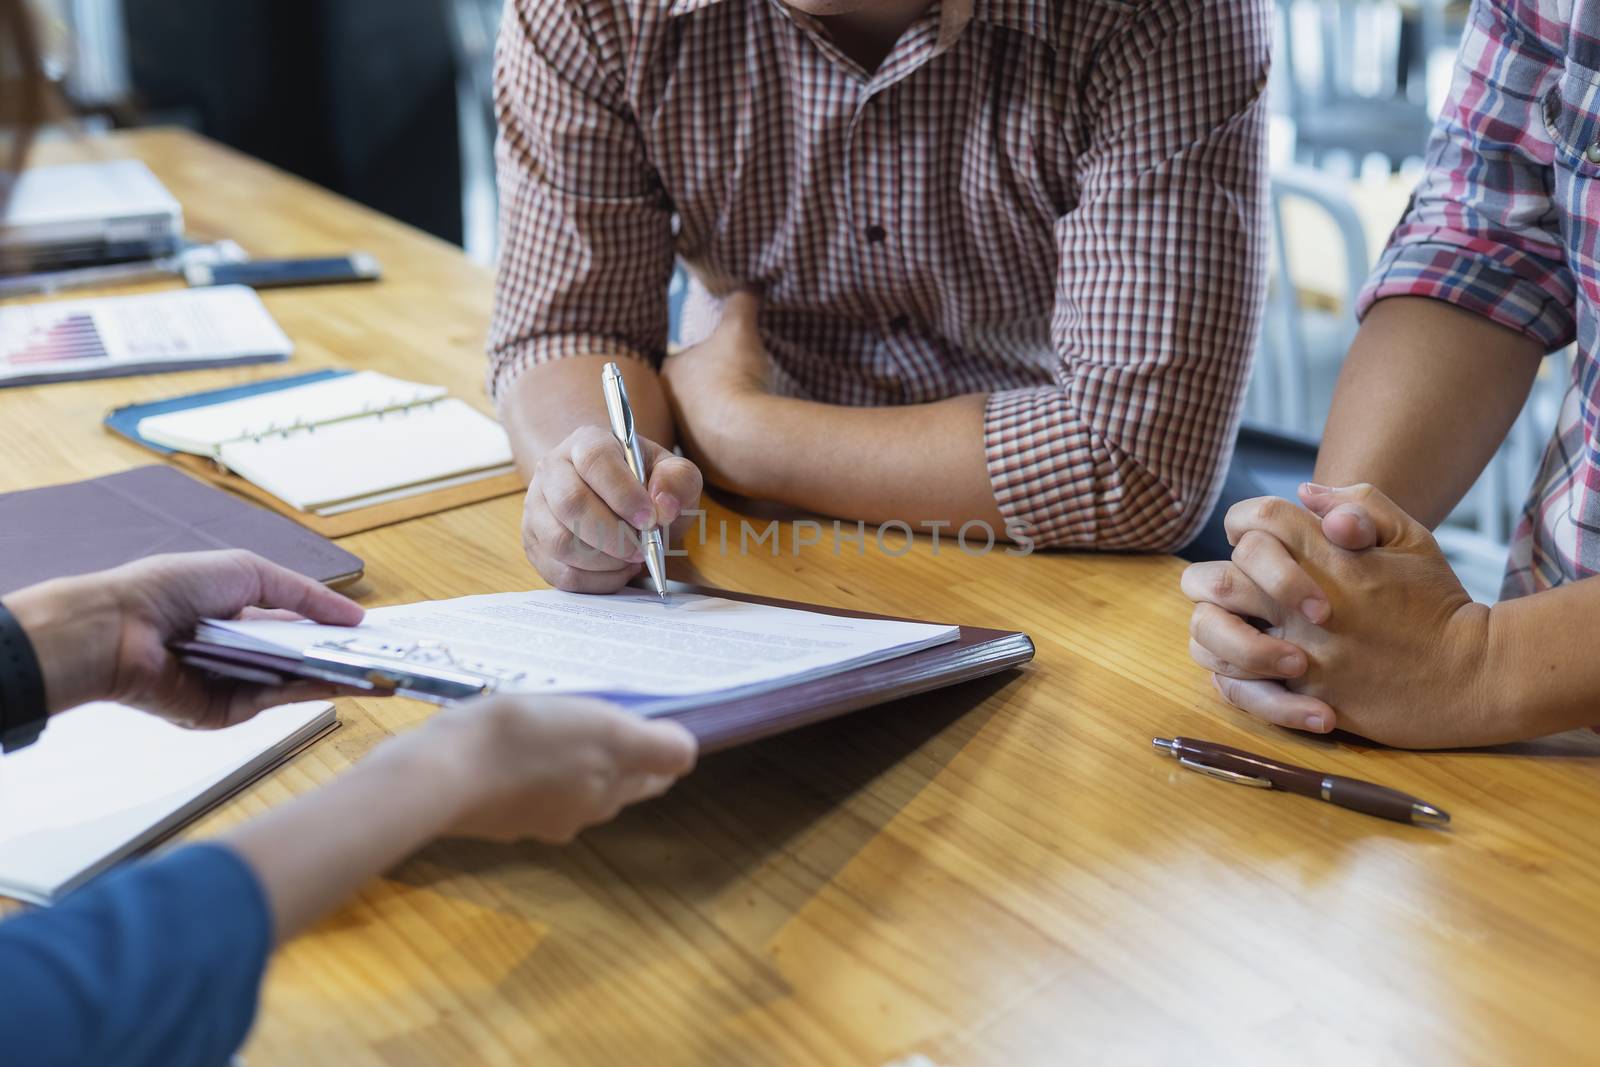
<box><xmin>1356</xmin><ymin>0</ymin><xmax>1600</xmax><ymax>598</ymax></box>
<box><xmin>488</xmin><ymin>0</ymin><xmax>1270</xmax><ymax>549</ymax></box>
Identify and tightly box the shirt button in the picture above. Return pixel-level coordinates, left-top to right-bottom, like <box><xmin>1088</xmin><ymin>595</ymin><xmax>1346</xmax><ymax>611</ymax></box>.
<box><xmin>1586</xmin><ymin>142</ymin><xmax>1600</xmax><ymax>165</ymax></box>
<box><xmin>888</xmin><ymin>314</ymin><xmax>910</xmax><ymax>331</ymax></box>
<box><xmin>864</xmin><ymin>224</ymin><xmax>887</xmax><ymax>244</ymax></box>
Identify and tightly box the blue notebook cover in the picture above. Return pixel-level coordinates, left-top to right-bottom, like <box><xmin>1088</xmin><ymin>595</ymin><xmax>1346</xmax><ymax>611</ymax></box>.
<box><xmin>105</xmin><ymin>369</ymin><xmax>352</xmax><ymax>455</ymax></box>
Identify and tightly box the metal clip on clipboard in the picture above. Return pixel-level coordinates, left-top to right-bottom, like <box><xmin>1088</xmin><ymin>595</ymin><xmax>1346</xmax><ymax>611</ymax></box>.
<box><xmin>301</xmin><ymin>638</ymin><xmax>525</xmax><ymax>704</ymax></box>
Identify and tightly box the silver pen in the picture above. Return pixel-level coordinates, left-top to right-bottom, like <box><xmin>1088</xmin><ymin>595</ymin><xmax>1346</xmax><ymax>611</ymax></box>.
<box><xmin>600</xmin><ymin>361</ymin><xmax>669</xmax><ymax>600</ymax></box>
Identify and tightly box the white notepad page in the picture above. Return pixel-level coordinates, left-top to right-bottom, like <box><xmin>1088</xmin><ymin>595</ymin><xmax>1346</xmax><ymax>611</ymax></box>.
<box><xmin>202</xmin><ymin>589</ymin><xmax>960</xmax><ymax>715</ymax></box>
<box><xmin>136</xmin><ymin>371</ymin><xmax>448</xmax><ymax>456</ymax></box>
<box><xmin>0</xmin><ymin>701</ymin><xmax>335</xmax><ymax>905</ymax></box>
<box><xmin>214</xmin><ymin>397</ymin><xmax>514</xmax><ymax>513</ymax></box>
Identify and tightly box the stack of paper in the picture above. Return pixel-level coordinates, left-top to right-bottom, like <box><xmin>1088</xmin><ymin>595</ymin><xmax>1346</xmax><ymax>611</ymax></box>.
<box><xmin>196</xmin><ymin>589</ymin><xmax>961</xmax><ymax>715</ymax></box>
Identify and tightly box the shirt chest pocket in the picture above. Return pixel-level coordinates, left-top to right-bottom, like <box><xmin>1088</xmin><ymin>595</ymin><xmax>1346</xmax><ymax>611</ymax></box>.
<box><xmin>1544</xmin><ymin>62</ymin><xmax>1600</xmax><ymax>304</ymax></box>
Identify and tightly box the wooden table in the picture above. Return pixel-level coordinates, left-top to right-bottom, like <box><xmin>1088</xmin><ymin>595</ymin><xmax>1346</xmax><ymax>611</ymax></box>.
<box><xmin>8</xmin><ymin>129</ymin><xmax>1600</xmax><ymax>1066</ymax></box>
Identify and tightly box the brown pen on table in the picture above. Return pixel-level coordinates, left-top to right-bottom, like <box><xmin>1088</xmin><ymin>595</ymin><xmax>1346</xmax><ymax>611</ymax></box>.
<box><xmin>1152</xmin><ymin>736</ymin><xmax>1451</xmax><ymax>828</ymax></box>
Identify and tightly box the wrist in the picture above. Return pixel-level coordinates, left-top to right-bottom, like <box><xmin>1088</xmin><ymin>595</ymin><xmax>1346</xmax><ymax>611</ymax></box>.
<box><xmin>370</xmin><ymin>708</ymin><xmax>486</xmax><ymax>836</ymax></box>
<box><xmin>1483</xmin><ymin>598</ymin><xmax>1571</xmax><ymax>741</ymax></box>
<box><xmin>2</xmin><ymin>576</ymin><xmax>121</xmax><ymax>714</ymax></box>
<box><xmin>699</xmin><ymin>392</ymin><xmax>785</xmax><ymax>498</ymax></box>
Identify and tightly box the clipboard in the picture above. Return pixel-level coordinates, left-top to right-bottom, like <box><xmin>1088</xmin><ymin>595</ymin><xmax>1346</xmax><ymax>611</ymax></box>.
<box><xmin>175</xmin><ymin>585</ymin><xmax>1035</xmax><ymax>753</ymax></box>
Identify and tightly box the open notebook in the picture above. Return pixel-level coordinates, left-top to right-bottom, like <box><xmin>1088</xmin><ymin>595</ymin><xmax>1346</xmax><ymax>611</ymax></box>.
<box><xmin>133</xmin><ymin>370</ymin><xmax>515</xmax><ymax>515</ymax></box>
<box><xmin>191</xmin><ymin>589</ymin><xmax>961</xmax><ymax>716</ymax></box>
<box><xmin>0</xmin><ymin>701</ymin><xmax>336</xmax><ymax>905</ymax></box>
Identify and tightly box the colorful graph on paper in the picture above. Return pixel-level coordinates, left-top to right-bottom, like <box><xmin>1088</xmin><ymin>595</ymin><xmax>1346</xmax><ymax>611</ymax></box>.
<box><xmin>3</xmin><ymin>311</ymin><xmax>110</xmax><ymax>365</ymax></box>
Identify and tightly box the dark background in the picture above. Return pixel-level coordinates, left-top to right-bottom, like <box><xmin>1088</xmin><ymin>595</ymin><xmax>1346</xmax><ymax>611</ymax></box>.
<box><xmin>123</xmin><ymin>0</ymin><xmax>463</xmax><ymax>244</ymax></box>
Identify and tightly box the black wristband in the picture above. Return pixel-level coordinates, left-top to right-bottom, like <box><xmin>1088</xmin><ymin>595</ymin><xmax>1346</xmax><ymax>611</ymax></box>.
<box><xmin>0</xmin><ymin>602</ymin><xmax>48</xmax><ymax>753</ymax></box>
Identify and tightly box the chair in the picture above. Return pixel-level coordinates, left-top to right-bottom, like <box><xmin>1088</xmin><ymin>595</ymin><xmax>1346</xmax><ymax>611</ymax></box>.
<box><xmin>1249</xmin><ymin>165</ymin><xmax>1371</xmax><ymax>436</ymax></box>
<box><xmin>1274</xmin><ymin>0</ymin><xmax>1446</xmax><ymax>169</ymax></box>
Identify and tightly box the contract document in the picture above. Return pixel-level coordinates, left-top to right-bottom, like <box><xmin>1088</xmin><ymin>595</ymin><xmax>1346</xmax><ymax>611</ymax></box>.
<box><xmin>194</xmin><ymin>589</ymin><xmax>960</xmax><ymax>715</ymax></box>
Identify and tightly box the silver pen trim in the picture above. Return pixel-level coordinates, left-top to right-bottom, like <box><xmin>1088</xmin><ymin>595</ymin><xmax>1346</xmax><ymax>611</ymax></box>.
<box><xmin>1411</xmin><ymin>803</ymin><xmax>1451</xmax><ymax>827</ymax></box>
<box><xmin>601</xmin><ymin>361</ymin><xmax>669</xmax><ymax>600</ymax></box>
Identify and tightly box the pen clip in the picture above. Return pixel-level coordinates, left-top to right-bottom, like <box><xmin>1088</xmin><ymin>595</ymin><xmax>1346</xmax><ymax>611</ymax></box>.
<box><xmin>1178</xmin><ymin>757</ymin><xmax>1273</xmax><ymax>789</ymax></box>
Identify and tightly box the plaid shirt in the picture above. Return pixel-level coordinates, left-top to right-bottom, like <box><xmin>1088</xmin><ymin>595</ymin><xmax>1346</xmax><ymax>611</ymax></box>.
<box><xmin>489</xmin><ymin>0</ymin><xmax>1270</xmax><ymax>549</ymax></box>
<box><xmin>1357</xmin><ymin>0</ymin><xmax>1600</xmax><ymax>598</ymax></box>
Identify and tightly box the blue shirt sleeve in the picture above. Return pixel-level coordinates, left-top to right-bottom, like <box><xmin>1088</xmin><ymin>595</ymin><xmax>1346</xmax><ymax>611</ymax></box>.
<box><xmin>0</xmin><ymin>842</ymin><xmax>274</xmax><ymax>1067</ymax></box>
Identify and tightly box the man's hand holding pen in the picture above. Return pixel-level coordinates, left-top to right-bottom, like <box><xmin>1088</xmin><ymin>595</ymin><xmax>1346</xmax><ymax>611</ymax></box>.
<box><xmin>520</xmin><ymin>422</ymin><xmax>701</xmax><ymax>596</ymax></box>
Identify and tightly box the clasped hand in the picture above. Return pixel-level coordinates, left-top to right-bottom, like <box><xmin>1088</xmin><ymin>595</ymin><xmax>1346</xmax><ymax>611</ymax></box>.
<box><xmin>1181</xmin><ymin>483</ymin><xmax>1500</xmax><ymax>749</ymax></box>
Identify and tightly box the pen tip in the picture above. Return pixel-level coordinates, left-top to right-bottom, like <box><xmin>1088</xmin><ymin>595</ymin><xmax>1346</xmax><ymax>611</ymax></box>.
<box><xmin>1412</xmin><ymin>803</ymin><xmax>1451</xmax><ymax>827</ymax></box>
<box><xmin>1151</xmin><ymin>737</ymin><xmax>1178</xmax><ymax>756</ymax></box>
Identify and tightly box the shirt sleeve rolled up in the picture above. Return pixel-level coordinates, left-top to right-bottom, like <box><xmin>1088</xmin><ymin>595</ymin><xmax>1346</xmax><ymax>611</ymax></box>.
<box><xmin>986</xmin><ymin>0</ymin><xmax>1271</xmax><ymax>551</ymax></box>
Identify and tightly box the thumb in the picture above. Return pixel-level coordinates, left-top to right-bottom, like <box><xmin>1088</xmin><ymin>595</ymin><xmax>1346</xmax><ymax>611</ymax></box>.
<box><xmin>1298</xmin><ymin>483</ymin><xmax>1409</xmax><ymax>548</ymax></box>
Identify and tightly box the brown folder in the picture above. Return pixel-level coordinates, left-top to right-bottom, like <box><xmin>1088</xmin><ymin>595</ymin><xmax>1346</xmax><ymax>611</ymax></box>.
<box><xmin>0</xmin><ymin>465</ymin><xmax>365</xmax><ymax>594</ymax></box>
<box><xmin>664</xmin><ymin>586</ymin><xmax>1034</xmax><ymax>752</ymax></box>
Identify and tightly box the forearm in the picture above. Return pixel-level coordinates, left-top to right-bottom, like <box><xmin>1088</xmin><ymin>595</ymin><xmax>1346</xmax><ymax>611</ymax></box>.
<box><xmin>709</xmin><ymin>392</ymin><xmax>1007</xmax><ymax>530</ymax></box>
<box><xmin>1315</xmin><ymin>297</ymin><xmax>1543</xmax><ymax>528</ymax></box>
<box><xmin>224</xmin><ymin>727</ymin><xmax>467</xmax><ymax>943</ymax></box>
<box><xmin>499</xmin><ymin>355</ymin><xmax>678</xmax><ymax>476</ymax></box>
<box><xmin>1487</xmin><ymin>577</ymin><xmax>1600</xmax><ymax>739</ymax></box>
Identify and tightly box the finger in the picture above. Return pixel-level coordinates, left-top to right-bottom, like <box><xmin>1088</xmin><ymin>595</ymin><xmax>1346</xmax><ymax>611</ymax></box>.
<box><xmin>611</xmin><ymin>770</ymin><xmax>682</xmax><ymax>809</ymax></box>
<box><xmin>526</xmin><ymin>491</ymin><xmax>642</xmax><ymax>571</ymax></box>
<box><xmin>238</xmin><ymin>554</ymin><xmax>364</xmax><ymax>626</ymax></box>
<box><xmin>1231</xmin><ymin>530</ymin><xmax>1330</xmax><ymax>624</ymax></box>
<box><xmin>236</xmin><ymin>606</ymin><xmax>306</xmax><ymax>622</ymax></box>
<box><xmin>566</xmin><ymin>429</ymin><xmax>658</xmax><ymax>533</ymax></box>
<box><xmin>1189</xmin><ymin>603</ymin><xmax>1307</xmax><ymax>678</ymax></box>
<box><xmin>1179</xmin><ymin>561</ymin><xmax>1282</xmax><ymax>625</ymax></box>
<box><xmin>1211</xmin><ymin>674</ymin><xmax>1336</xmax><ymax>734</ymax></box>
<box><xmin>1223</xmin><ymin>495</ymin><xmax>1324</xmax><ymax>555</ymax></box>
<box><xmin>617</xmin><ymin>719</ymin><xmax>699</xmax><ymax>776</ymax></box>
<box><xmin>1322</xmin><ymin>503</ymin><xmax>1378</xmax><ymax>551</ymax></box>
<box><xmin>541</xmin><ymin>460</ymin><xmax>649</xmax><ymax>563</ymax></box>
<box><xmin>1299</xmin><ymin>486</ymin><xmax>1378</xmax><ymax>550</ymax></box>
<box><xmin>1189</xmin><ymin>638</ymin><xmax>1276</xmax><ymax>680</ymax></box>
<box><xmin>1297</xmin><ymin>483</ymin><xmax>1408</xmax><ymax>546</ymax></box>
<box><xmin>539</xmin><ymin>557</ymin><xmax>643</xmax><ymax>595</ymax></box>
<box><xmin>641</xmin><ymin>446</ymin><xmax>702</xmax><ymax>526</ymax></box>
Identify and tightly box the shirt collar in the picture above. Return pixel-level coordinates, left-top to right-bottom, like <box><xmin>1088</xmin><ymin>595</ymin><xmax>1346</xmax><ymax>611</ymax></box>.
<box><xmin>667</xmin><ymin>0</ymin><xmax>1058</xmax><ymax>50</ymax></box>
<box><xmin>667</xmin><ymin>0</ymin><xmax>726</xmax><ymax>16</ymax></box>
<box><xmin>971</xmin><ymin>0</ymin><xmax>1056</xmax><ymax>46</ymax></box>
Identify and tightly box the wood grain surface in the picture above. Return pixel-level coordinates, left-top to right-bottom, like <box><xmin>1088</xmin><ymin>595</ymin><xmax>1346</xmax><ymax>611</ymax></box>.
<box><xmin>6</xmin><ymin>129</ymin><xmax>1600</xmax><ymax>1067</ymax></box>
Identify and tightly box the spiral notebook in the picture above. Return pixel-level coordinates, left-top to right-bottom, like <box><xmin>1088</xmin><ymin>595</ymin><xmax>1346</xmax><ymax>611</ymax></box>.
<box><xmin>133</xmin><ymin>370</ymin><xmax>516</xmax><ymax>516</ymax></box>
